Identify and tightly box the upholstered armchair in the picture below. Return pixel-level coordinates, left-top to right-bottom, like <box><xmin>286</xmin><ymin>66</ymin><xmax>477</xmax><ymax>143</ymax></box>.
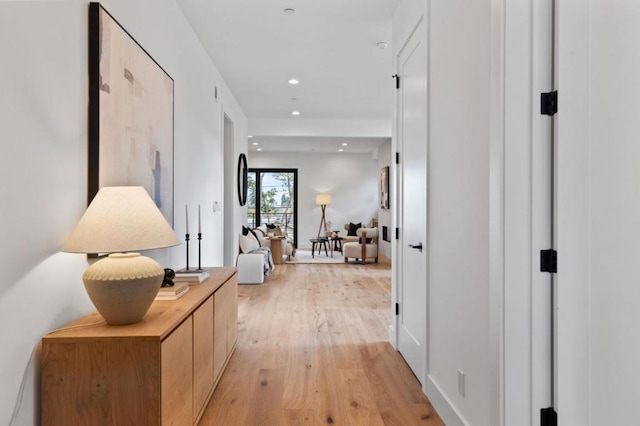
<box><xmin>343</xmin><ymin>219</ymin><xmax>377</xmax><ymax>244</ymax></box>
<box><xmin>343</xmin><ymin>227</ymin><xmax>378</xmax><ymax>264</ymax></box>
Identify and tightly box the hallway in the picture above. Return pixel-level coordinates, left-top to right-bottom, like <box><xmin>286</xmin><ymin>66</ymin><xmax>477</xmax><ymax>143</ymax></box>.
<box><xmin>200</xmin><ymin>263</ymin><xmax>442</xmax><ymax>425</ymax></box>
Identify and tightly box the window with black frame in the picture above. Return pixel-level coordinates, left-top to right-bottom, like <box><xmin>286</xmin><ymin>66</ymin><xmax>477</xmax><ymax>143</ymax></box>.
<box><xmin>247</xmin><ymin>169</ymin><xmax>298</xmax><ymax>248</ymax></box>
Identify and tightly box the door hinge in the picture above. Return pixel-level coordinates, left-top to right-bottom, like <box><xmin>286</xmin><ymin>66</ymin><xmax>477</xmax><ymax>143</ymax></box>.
<box><xmin>395</xmin><ymin>228</ymin><xmax>399</xmax><ymax>240</ymax></box>
<box><xmin>395</xmin><ymin>303</ymin><xmax>399</xmax><ymax>315</ymax></box>
<box><xmin>541</xmin><ymin>91</ymin><xmax>558</xmax><ymax>116</ymax></box>
<box><xmin>540</xmin><ymin>249</ymin><xmax>557</xmax><ymax>273</ymax></box>
<box><xmin>396</xmin><ymin>152</ymin><xmax>400</xmax><ymax>164</ymax></box>
<box><xmin>540</xmin><ymin>407</ymin><xmax>557</xmax><ymax>426</ymax></box>
<box><xmin>392</xmin><ymin>74</ymin><xmax>400</xmax><ymax>89</ymax></box>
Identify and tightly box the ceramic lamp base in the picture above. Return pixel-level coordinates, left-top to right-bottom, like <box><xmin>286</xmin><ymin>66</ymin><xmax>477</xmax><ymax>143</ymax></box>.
<box><xmin>82</xmin><ymin>253</ymin><xmax>164</xmax><ymax>325</ymax></box>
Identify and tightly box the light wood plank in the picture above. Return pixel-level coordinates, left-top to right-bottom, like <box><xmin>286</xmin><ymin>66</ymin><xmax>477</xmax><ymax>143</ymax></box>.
<box><xmin>201</xmin><ymin>262</ymin><xmax>443</xmax><ymax>425</ymax></box>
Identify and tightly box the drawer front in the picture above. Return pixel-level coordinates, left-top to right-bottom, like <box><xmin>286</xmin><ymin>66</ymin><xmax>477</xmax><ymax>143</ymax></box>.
<box><xmin>161</xmin><ymin>317</ymin><xmax>193</xmax><ymax>425</ymax></box>
<box><xmin>193</xmin><ymin>296</ymin><xmax>214</xmax><ymax>420</ymax></box>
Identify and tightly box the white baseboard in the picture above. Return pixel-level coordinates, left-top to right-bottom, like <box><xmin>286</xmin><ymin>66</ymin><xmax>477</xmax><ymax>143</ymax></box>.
<box><xmin>425</xmin><ymin>375</ymin><xmax>469</xmax><ymax>426</ymax></box>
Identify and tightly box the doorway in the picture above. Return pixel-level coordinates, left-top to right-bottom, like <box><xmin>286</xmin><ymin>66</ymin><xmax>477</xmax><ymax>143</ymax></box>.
<box><xmin>223</xmin><ymin>114</ymin><xmax>235</xmax><ymax>266</ymax></box>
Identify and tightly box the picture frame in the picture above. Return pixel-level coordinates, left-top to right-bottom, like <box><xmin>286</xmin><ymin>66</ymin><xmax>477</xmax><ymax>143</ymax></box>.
<box><xmin>88</xmin><ymin>3</ymin><xmax>174</xmax><ymax>225</ymax></box>
<box><xmin>380</xmin><ymin>166</ymin><xmax>390</xmax><ymax>209</ymax></box>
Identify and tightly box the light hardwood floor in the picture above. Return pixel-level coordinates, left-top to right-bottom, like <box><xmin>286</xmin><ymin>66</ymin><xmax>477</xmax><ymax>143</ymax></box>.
<box><xmin>200</xmin><ymin>262</ymin><xmax>443</xmax><ymax>425</ymax></box>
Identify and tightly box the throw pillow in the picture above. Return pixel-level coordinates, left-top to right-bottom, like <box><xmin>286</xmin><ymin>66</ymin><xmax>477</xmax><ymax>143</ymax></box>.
<box><xmin>239</xmin><ymin>234</ymin><xmax>260</xmax><ymax>254</ymax></box>
<box><xmin>266</xmin><ymin>223</ymin><xmax>283</xmax><ymax>236</ymax></box>
<box><xmin>242</xmin><ymin>226</ymin><xmax>262</xmax><ymax>247</ymax></box>
<box><xmin>252</xmin><ymin>227</ymin><xmax>266</xmax><ymax>238</ymax></box>
<box><xmin>348</xmin><ymin>222</ymin><xmax>362</xmax><ymax>236</ymax></box>
<box><xmin>248</xmin><ymin>228</ymin><xmax>262</xmax><ymax>246</ymax></box>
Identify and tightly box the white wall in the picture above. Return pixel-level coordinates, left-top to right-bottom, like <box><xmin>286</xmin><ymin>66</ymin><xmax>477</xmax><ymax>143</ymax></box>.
<box><xmin>393</xmin><ymin>0</ymin><xmax>493</xmax><ymax>424</ymax></box>
<box><xmin>248</xmin><ymin>151</ymin><xmax>378</xmax><ymax>249</ymax></box>
<box><xmin>0</xmin><ymin>1</ymin><xmax>247</xmax><ymax>424</ymax></box>
<box><xmin>377</xmin><ymin>140</ymin><xmax>392</xmax><ymax>258</ymax></box>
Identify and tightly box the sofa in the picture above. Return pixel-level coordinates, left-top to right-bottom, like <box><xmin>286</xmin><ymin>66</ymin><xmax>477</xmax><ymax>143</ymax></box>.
<box><xmin>236</xmin><ymin>231</ymin><xmax>274</xmax><ymax>284</ymax></box>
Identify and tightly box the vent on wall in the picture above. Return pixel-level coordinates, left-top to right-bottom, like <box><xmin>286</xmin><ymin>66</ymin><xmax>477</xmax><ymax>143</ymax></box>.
<box><xmin>383</xmin><ymin>226</ymin><xmax>390</xmax><ymax>242</ymax></box>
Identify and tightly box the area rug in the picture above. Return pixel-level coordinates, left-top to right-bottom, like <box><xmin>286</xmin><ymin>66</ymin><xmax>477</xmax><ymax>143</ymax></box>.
<box><xmin>286</xmin><ymin>249</ymin><xmax>344</xmax><ymax>264</ymax></box>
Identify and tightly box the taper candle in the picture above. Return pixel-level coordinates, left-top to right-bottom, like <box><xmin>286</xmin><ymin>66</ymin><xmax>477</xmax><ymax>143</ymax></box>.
<box><xmin>185</xmin><ymin>204</ymin><xmax>189</xmax><ymax>234</ymax></box>
<box><xmin>198</xmin><ymin>204</ymin><xmax>201</xmax><ymax>233</ymax></box>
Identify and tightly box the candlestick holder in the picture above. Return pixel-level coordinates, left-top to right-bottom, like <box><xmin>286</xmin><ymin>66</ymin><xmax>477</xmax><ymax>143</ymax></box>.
<box><xmin>185</xmin><ymin>233</ymin><xmax>190</xmax><ymax>271</ymax></box>
<box><xmin>197</xmin><ymin>232</ymin><xmax>203</xmax><ymax>271</ymax></box>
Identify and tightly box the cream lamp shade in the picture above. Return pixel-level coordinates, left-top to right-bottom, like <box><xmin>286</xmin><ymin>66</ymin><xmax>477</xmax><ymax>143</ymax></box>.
<box><xmin>315</xmin><ymin>193</ymin><xmax>332</xmax><ymax>206</ymax></box>
<box><xmin>63</xmin><ymin>186</ymin><xmax>179</xmax><ymax>325</ymax></box>
<box><xmin>64</xmin><ymin>186</ymin><xmax>179</xmax><ymax>253</ymax></box>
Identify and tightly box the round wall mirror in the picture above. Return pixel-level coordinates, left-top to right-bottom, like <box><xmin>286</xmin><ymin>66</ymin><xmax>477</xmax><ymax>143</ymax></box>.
<box><xmin>237</xmin><ymin>153</ymin><xmax>248</xmax><ymax>206</ymax></box>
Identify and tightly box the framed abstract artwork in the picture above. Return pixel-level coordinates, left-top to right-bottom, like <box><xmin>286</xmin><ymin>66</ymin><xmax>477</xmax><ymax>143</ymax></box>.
<box><xmin>88</xmin><ymin>3</ymin><xmax>174</xmax><ymax>225</ymax></box>
<box><xmin>380</xmin><ymin>166</ymin><xmax>390</xmax><ymax>209</ymax></box>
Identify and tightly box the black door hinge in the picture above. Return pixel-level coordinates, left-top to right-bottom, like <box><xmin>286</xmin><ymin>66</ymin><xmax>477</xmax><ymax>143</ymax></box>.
<box><xmin>395</xmin><ymin>303</ymin><xmax>399</xmax><ymax>315</ymax></box>
<box><xmin>540</xmin><ymin>249</ymin><xmax>557</xmax><ymax>273</ymax></box>
<box><xmin>395</xmin><ymin>228</ymin><xmax>399</xmax><ymax>240</ymax></box>
<box><xmin>540</xmin><ymin>407</ymin><xmax>557</xmax><ymax>426</ymax></box>
<box><xmin>396</xmin><ymin>152</ymin><xmax>400</xmax><ymax>164</ymax></box>
<box><xmin>392</xmin><ymin>74</ymin><xmax>400</xmax><ymax>89</ymax></box>
<box><xmin>541</xmin><ymin>91</ymin><xmax>558</xmax><ymax>116</ymax></box>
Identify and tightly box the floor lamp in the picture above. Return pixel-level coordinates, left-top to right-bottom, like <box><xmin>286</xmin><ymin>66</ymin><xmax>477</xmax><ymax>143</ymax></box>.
<box><xmin>316</xmin><ymin>193</ymin><xmax>332</xmax><ymax>238</ymax></box>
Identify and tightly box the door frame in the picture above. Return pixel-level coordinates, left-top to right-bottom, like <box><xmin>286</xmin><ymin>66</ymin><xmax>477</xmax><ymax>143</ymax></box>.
<box><xmin>490</xmin><ymin>0</ymin><xmax>556</xmax><ymax>424</ymax></box>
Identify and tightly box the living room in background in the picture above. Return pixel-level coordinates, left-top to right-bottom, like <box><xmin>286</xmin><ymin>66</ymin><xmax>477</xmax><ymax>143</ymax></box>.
<box><xmin>247</xmin><ymin>168</ymin><xmax>298</xmax><ymax>248</ymax></box>
<box><xmin>88</xmin><ymin>2</ymin><xmax>174</xmax><ymax>224</ymax></box>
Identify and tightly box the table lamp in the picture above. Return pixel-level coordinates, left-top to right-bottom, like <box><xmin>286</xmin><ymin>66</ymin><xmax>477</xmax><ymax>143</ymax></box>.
<box><xmin>316</xmin><ymin>193</ymin><xmax>332</xmax><ymax>238</ymax></box>
<box><xmin>63</xmin><ymin>186</ymin><xmax>180</xmax><ymax>325</ymax></box>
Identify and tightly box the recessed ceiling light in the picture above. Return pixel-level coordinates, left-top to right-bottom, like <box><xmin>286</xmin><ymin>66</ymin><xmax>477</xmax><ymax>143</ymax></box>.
<box><xmin>252</xmin><ymin>142</ymin><xmax>258</xmax><ymax>146</ymax></box>
<box><xmin>376</xmin><ymin>41</ymin><xmax>388</xmax><ymax>50</ymax></box>
<box><xmin>338</xmin><ymin>149</ymin><xmax>344</xmax><ymax>152</ymax></box>
<box><xmin>291</xmin><ymin>111</ymin><xmax>300</xmax><ymax>116</ymax></box>
<box><xmin>284</xmin><ymin>8</ymin><xmax>295</xmax><ymax>14</ymax></box>
<box><xmin>288</xmin><ymin>79</ymin><xmax>299</xmax><ymax>85</ymax></box>
<box><xmin>257</xmin><ymin>148</ymin><xmax>263</xmax><ymax>151</ymax></box>
<box><xmin>248</xmin><ymin>135</ymin><xmax>253</xmax><ymax>138</ymax></box>
<box><xmin>342</xmin><ymin>143</ymin><xmax>348</xmax><ymax>146</ymax></box>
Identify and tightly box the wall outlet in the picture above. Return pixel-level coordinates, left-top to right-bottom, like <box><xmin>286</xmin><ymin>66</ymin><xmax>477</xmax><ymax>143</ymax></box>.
<box><xmin>457</xmin><ymin>369</ymin><xmax>465</xmax><ymax>397</ymax></box>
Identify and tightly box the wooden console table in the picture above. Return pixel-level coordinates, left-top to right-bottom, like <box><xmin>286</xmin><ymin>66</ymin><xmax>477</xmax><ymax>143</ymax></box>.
<box><xmin>41</xmin><ymin>267</ymin><xmax>238</xmax><ymax>425</ymax></box>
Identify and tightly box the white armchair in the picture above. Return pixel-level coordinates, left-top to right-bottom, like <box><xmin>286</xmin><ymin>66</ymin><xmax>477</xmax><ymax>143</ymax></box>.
<box><xmin>343</xmin><ymin>227</ymin><xmax>379</xmax><ymax>264</ymax></box>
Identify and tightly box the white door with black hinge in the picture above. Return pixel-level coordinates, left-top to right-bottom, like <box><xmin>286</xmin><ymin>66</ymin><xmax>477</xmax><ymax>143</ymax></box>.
<box><xmin>555</xmin><ymin>0</ymin><xmax>640</xmax><ymax>423</ymax></box>
<box><xmin>396</xmin><ymin>17</ymin><xmax>428</xmax><ymax>385</ymax></box>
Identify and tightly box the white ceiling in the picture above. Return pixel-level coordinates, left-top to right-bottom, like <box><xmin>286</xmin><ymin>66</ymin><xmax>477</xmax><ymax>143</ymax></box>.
<box><xmin>176</xmin><ymin>0</ymin><xmax>398</xmax><ymax>153</ymax></box>
<box><xmin>249</xmin><ymin>136</ymin><xmax>388</xmax><ymax>154</ymax></box>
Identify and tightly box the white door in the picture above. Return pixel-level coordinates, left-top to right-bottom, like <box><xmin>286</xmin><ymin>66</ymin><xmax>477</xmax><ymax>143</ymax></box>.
<box><xmin>397</xmin><ymin>18</ymin><xmax>428</xmax><ymax>384</ymax></box>
<box><xmin>556</xmin><ymin>0</ymin><xmax>640</xmax><ymax>424</ymax></box>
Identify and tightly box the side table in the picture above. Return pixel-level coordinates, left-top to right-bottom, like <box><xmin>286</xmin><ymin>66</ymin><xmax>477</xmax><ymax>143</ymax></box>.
<box><xmin>309</xmin><ymin>238</ymin><xmax>329</xmax><ymax>258</ymax></box>
<box><xmin>269</xmin><ymin>236</ymin><xmax>286</xmax><ymax>265</ymax></box>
